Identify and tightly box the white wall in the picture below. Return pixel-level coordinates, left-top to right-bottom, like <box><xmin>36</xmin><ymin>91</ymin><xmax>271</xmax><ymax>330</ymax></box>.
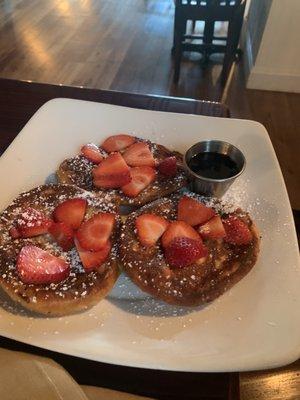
<box><xmin>245</xmin><ymin>0</ymin><xmax>251</xmax><ymax>16</ymax></box>
<box><xmin>246</xmin><ymin>0</ymin><xmax>300</xmax><ymax>93</ymax></box>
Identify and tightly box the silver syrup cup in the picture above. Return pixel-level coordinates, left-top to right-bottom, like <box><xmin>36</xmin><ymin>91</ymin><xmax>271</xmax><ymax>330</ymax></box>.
<box><xmin>183</xmin><ymin>140</ymin><xmax>246</xmax><ymax>198</ymax></box>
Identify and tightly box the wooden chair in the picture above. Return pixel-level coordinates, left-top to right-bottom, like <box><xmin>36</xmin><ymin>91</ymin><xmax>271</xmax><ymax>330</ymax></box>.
<box><xmin>173</xmin><ymin>0</ymin><xmax>246</xmax><ymax>84</ymax></box>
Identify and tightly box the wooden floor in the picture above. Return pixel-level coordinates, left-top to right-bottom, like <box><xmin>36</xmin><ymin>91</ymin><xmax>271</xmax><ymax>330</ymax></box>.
<box><xmin>0</xmin><ymin>0</ymin><xmax>227</xmax><ymax>99</ymax></box>
<box><xmin>0</xmin><ymin>0</ymin><xmax>299</xmax><ymax>208</ymax></box>
<box><xmin>225</xmin><ymin>67</ymin><xmax>300</xmax><ymax>210</ymax></box>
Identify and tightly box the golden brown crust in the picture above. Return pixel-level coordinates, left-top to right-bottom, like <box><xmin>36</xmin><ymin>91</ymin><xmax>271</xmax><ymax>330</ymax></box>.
<box><xmin>56</xmin><ymin>160</ymin><xmax>82</xmax><ymax>186</ymax></box>
<box><xmin>0</xmin><ymin>184</ymin><xmax>120</xmax><ymax>316</ymax></box>
<box><xmin>0</xmin><ymin>262</ymin><xmax>119</xmax><ymax>316</ymax></box>
<box><xmin>57</xmin><ymin>156</ymin><xmax>94</xmax><ymax>190</ymax></box>
<box><xmin>119</xmin><ymin>194</ymin><xmax>260</xmax><ymax>306</ymax></box>
<box><xmin>56</xmin><ymin>141</ymin><xmax>187</xmax><ymax>207</ymax></box>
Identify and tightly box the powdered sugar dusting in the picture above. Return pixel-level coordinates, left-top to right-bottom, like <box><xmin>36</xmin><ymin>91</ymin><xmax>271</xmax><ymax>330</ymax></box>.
<box><xmin>181</xmin><ymin>190</ymin><xmax>238</xmax><ymax>215</ymax></box>
<box><xmin>120</xmin><ymin>190</ymin><xmax>258</xmax><ymax>307</ymax></box>
<box><xmin>58</xmin><ymin>138</ymin><xmax>187</xmax><ymax>207</ymax></box>
<box><xmin>0</xmin><ymin>184</ymin><xmax>119</xmax><ymax>308</ymax></box>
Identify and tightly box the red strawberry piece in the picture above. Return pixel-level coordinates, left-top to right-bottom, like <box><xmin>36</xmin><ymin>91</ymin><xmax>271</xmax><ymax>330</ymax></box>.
<box><xmin>223</xmin><ymin>215</ymin><xmax>252</xmax><ymax>245</ymax></box>
<box><xmin>121</xmin><ymin>166</ymin><xmax>156</xmax><ymax>198</ymax></box>
<box><xmin>158</xmin><ymin>156</ymin><xmax>177</xmax><ymax>177</ymax></box>
<box><xmin>15</xmin><ymin>207</ymin><xmax>53</xmax><ymax>238</ymax></box>
<box><xmin>101</xmin><ymin>134</ymin><xmax>135</xmax><ymax>153</ymax></box>
<box><xmin>81</xmin><ymin>143</ymin><xmax>103</xmax><ymax>164</ymax></box>
<box><xmin>165</xmin><ymin>237</ymin><xmax>208</xmax><ymax>268</ymax></box>
<box><xmin>76</xmin><ymin>213</ymin><xmax>115</xmax><ymax>251</ymax></box>
<box><xmin>75</xmin><ymin>239</ymin><xmax>111</xmax><ymax>272</ymax></box>
<box><xmin>93</xmin><ymin>152</ymin><xmax>131</xmax><ymax>188</ymax></box>
<box><xmin>9</xmin><ymin>227</ymin><xmax>21</xmax><ymax>239</ymax></box>
<box><xmin>136</xmin><ymin>213</ymin><xmax>169</xmax><ymax>246</ymax></box>
<box><xmin>198</xmin><ymin>215</ymin><xmax>226</xmax><ymax>240</ymax></box>
<box><xmin>177</xmin><ymin>196</ymin><xmax>215</xmax><ymax>226</ymax></box>
<box><xmin>161</xmin><ymin>221</ymin><xmax>201</xmax><ymax>248</ymax></box>
<box><xmin>53</xmin><ymin>198</ymin><xmax>87</xmax><ymax>230</ymax></box>
<box><xmin>123</xmin><ymin>142</ymin><xmax>155</xmax><ymax>167</ymax></box>
<box><xmin>17</xmin><ymin>245</ymin><xmax>70</xmax><ymax>284</ymax></box>
<box><xmin>49</xmin><ymin>222</ymin><xmax>74</xmax><ymax>251</ymax></box>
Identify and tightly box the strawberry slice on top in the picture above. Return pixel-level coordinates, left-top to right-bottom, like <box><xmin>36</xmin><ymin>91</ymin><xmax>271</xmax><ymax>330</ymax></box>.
<box><xmin>49</xmin><ymin>222</ymin><xmax>74</xmax><ymax>251</ymax></box>
<box><xmin>93</xmin><ymin>152</ymin><xmax>131</xmax><ymax>189</ymax></box>
<box><xmin>161</xmin><ymin>221</ymin><xmax>201</xmax><ymax>248</ymax></box>
<box><xmin>121</xmin><ymin>166</ymin><xmax>156</xmax><ymax>198</ymax></box>
<box><xmin>223</xmin><ymin>215</ymin><xmax>252</xmax><ymax>245</ymax></box>
<box><xmin>17</xmin><ymin>245</ymin><xmax>70</xmax><ymax>284</ymax></box>
<box><xmin>53</xmin><ymin>198</ymin><xmax>87</xmax><ymax>230</ymax></box>
<box><xmin>198</xmin><ymin>215</ymin><xmax>226</xmax><ymax>240</ymax></box>
<box><xmin>158</xmin><ymin>156</ymin><xmax>177</xmax><ymax>178</ymax></box>
<box><xmin>177</xmin><ymin>196</ymin><xmax>215</xmax><ymax>226</ymax></box>
<box><xmin>81</xmin><ymin>143</ymin><xmax>104</xmax><ymax>164</ymax></box>
<box><xmin>101</xmin><ymin>134</ymin><xmax>135</xmax><ymax>153</ymax></box>
<box><xmin>76</xmin><ymin>212</ymin><xmax>115</xmax><ymax>251</ymax></box>
<box><xmin>75</xmin><ymin>239</ymin><xmax>111</xmax><ymax>271</ymax></box>
<box><xmin>123</xmin><ymin>142</ymin><xmax>155</xmax><ymax>167</ymax></box>
<box><xmin>135</xmin><ymin>213</ymin><xmax>169</xmax><ymax>246</ymax></box>
<box><xmin>12</xmin><ymin>207</ymin><xmax>53</xmax><ymax>238</ymax></box>
<box><xmin>9</xmin><ymin>226</ymin><xmax>20</xmax><ymax>239</ymax></box>
<box><xmin>165</xmin><ymin>237</ymin><xmax>208</xmax><ymax>268</ymax></box>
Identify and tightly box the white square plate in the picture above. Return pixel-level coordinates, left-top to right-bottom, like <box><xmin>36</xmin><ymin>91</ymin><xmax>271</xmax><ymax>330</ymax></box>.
<box><xmin>0</xmin><ymin>98</ymin><xmax>299</xmax><ymax>372</ymax></box>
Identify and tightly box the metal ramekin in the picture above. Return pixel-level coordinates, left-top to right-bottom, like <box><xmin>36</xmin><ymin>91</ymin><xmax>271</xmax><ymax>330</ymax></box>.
<box><xmin>183</xmin><ymin>140</ymin><xmax>246</xmax><ymax>198</ymax></box>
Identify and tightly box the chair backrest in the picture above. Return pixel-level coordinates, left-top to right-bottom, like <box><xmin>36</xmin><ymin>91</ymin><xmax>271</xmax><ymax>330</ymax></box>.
<box><xmin>175</xmin><ymin>0</ymin><xmax>246</xmax><ymax>20</ymax></box>
<box><xmin>176</xmin><ymin>1</ymin><xmax>244</xmax><ymax>6</ymax></box>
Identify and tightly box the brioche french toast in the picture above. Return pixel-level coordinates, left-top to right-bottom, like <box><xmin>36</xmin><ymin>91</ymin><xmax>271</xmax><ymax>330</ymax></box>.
<box><xmin>120</xmin><ymin>193</ymin><xmax>260</xmax><ymax>306</ymax></box>
<box><xmin>0</xmin><ymin>184</ymin><xmax>120</xmax><ymax>316</ymax></box>
<box><xmin>57</xmin><ymin>135</ymin><xmax>187</xmax><ymax>207</ymax></box>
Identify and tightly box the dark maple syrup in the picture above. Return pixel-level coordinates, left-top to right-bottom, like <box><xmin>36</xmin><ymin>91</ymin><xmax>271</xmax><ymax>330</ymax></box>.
<box><xmin>188</xmin><ymin>152</ymin><xmax>239</xmax><ymax>179</ymax></box>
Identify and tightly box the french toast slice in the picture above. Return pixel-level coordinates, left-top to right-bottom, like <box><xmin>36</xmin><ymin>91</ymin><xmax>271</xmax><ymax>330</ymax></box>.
<box><xmin>57</xmin><ymin>140</ymin><xmax>187</xmax><ymax>207</ymax></box>
<box><xmin>119</xmin><ymin>193</ymin><xmax>260</xmax><ymax>306</ymax></box>
<box><xmin>0</xmin><ymin>184</ymin><xmax>120</xmax><ymax>316</ymax></box>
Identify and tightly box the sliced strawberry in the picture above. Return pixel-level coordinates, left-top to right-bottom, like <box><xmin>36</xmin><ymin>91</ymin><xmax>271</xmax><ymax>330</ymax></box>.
<box><xmin>223</xmin><ymin>215</ymin><xmax>252</xmax><ymax>245</ymax></box>
<box><xmin>15</xmin><ymin>207</ymin><xmax>53</xmax><ymax>238</ymax></box>
<box><xmin>121</xmin><ymin>166</ymin><xmax>156</xmax><ymax>198</ymax></box>
<box><xmin>165</xmin><ymin>237</ymin><xmax>208</xmax><ymax>268</ymax></box>
<box><xmin>76</xmin><ymin>213</ymin><xmax>115</xmax><ymax>251</ymax></box>
<box><xmin>17</xmin><ymin>245</ymin><xmax>70</xmax><ymax>284</ymax></box>
<box><xmin>53</xmin><ymin>198</ymin><xmax>87</xmax><ymax>230</ymax></box>
<box><xmin>93</xmin><ymin>173</ymin><xmax>131</xmax><ymax>188</ymax></box>
<box><xmin>81</xmin><ymin>143</ymin><xmax>103</xmax><ymax>164</ymax></box>
<box><xmin>75</xmin><ymin>239</ymin><xmax>111</xmax><ymax>272</ymax></box>
<box><xmin>158</xmin><ymin>156</ymin><xmax>177</xmax><ymax>177</ymax></box>
<box><xmin>123</xmin><ymin>142</ymin><xmax>155</xmax><ymax>167</ymax></box>
<box><xmin>198</xmin><ymin>215</ymin><xmax>226</xmax><ymax>240</ymax></box>
<box><xmin>161</xmin><ymin>221</ymin><xmax>201</xmax><ymax>248</ymax></box>
<box><xmin>9</xmin><ymin>227</ymin><xmax>21</xmax><ymax>239</ymax></box>
<box><xmin>49</xmin><ymin>222</ymin><xmax>74</xmax><ymax>251</ymax></box>
<box><xmin>93</xmin><ymin>152</ymin><xmax>131</xmax><ymax>188</ymax></box>
<box><xmin>177</xmin><ymin>196</ymin><xmax>215</xmax><ymax>226</ymax></box>
<box><xmin>101</xmin><ymin>134</ymin><xmax>135</xmax><ymax>153</ymax></box>
<box><xmin>136</xmin><ymin>214</ymin><xmax>169</xmax><ymax>247</ymax></box>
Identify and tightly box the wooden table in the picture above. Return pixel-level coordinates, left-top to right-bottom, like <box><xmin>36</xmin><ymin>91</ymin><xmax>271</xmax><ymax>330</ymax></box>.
<box><xmin>0</xmin><ymin>78</ymin><xmax>298</xmax><ymax>400</ymax></box>
<box><xmin>0</xmin><ymin>78</ymin><xmax>228</xmax><ymax>155</ymax></box>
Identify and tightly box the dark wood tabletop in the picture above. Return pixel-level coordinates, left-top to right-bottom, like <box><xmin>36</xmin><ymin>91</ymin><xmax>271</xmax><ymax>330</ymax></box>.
<box><xmin>0</xmin><ymin>78</ymin><xmax>298</xmax><ymax>400</ymax></box>
<box><xmin>0</xmin><ymin>78</ymin><xmax>228</xmax><ymax>156</ymax></box>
